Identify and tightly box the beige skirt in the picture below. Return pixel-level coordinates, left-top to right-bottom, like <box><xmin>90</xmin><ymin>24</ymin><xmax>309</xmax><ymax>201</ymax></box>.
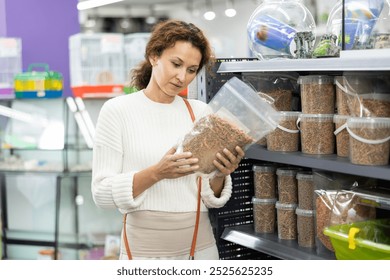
<box><xmin>120</xmin><ymin>211</ymin><xmax>216</xmax><ymax>258</ymax></box>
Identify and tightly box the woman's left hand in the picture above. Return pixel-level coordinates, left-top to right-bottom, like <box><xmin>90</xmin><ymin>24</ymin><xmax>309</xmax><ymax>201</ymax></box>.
<box><xmin>213</xmin><ymin>146</ymin><xmax>245</xmax><ymax>178</ymax></box>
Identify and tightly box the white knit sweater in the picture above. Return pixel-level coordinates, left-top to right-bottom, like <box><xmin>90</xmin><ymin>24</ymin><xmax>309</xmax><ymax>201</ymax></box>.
<box><xmin>91</xmin><ymin>91</ymin><xmax>232</xmax><ymax>214</ymax></box>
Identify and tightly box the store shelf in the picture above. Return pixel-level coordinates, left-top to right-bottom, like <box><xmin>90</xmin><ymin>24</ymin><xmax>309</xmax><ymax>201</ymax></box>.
<box><xmin>217</xmin><ymin>49</ymin><xmax>390</xmax><ymax>73</ymax></box>
<box><xmin>246</xmin><ymin>145</ymin><xmax>390</xmax><ymax>181</ymax></box>
<box><xmin>221</xmin><ymin>225</ymin><xmax>335</xmax><ymax>260</ymax></box>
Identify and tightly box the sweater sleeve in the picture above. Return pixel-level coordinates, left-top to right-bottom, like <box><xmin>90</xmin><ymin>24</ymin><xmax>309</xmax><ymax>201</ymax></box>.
<box><xmin>91</xmin><ymin>100</ymin><xmax>147</xmax><ymax>210</ymax></box>
<box><xmin>200</xmin><ymin>175</ymin><xmax>232</xmax><ymax>208</ymax></box>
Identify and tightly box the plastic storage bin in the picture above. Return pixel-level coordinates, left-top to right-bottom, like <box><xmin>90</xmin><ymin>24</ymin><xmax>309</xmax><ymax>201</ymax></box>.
<box><xmin>69</xmin><ymin>33</ymin><xmax>125</xmax><ymax>98</ymax></box>
<box><xmin>276</xmin><ymin>167</ymin><xmax>301</xmax><ymax>204</ymax></box>
<box><xmin>298</xmin><ymin>75</ymin><xmax>335</xmax><ymax>114</ymax></box>
<box><xmin>241</xmin><ymin>72</ymin><xmax>298</xmax><ymax>111</ymax></box>
<box><xmin>324</xmin><ymin>219</ymin><xmax>390</xmax><ymax>260</ymax></box>
<box><xmin>0</xmin><ymin>37</ymin><xmax>22</xmax><ymax>99</ymax></box>
<box><xmin>276</xmin><ymin>201</ymin><xmax>297</xmax><ymax>240</ymax></box>
<box><xmin>296</xmin><ymin>208</ymin><xmax>315</xmax><ymax>248</ymax></box>
<box><xmin>14</xmin><ymin>63</ymin><xmax>63</xmax><ymax>98</ymax></box>
<box><xmin>253</xmin><ymin>164</ymin><xmax>276</xmax><ymax>198</ymax></box>
<box><xmin>267</xmin><ymin>111</ymin><xmax>300</xmax><ymax>152</ymax></box>
<box><xmin>347</xmin><ymin>117</ymin><xmax>390</xmax><ymax>165</ymax></box>
<box><xmin>296</xmin><ymin>171</ymin><xmax>314</xmax><ymax>210</ymax></box>
<box><xmin>247</xmin><ymin>0</ymin><xmax>316</xmax><ymax>59</ymax></box>
<box><xmin>298</xmin><ymin>113</ymin><xmax>335</xmax><ymax>155</ymax></box>
<box><xmin>252</xmin><ymin>197</ymin><xmax>277</xmax><ymax>233</ymax></box>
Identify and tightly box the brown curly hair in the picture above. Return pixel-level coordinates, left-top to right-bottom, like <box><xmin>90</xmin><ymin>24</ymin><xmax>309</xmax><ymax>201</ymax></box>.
<box><xmin>130</xmin><ymin>19</ymin><xmax>215</xmax><ymax>90</ymax></box>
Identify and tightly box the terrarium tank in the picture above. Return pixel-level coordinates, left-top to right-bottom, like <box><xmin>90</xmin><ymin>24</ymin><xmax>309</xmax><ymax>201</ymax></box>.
<box><xmin>327</xmin><ymin>0</ymin><xmax>390</xmax><ymax>50</ymax></box>
<box><xmin>247</xmin><ymin>0</ymin><xmax>316</xmax><ymax>59</ymax></box>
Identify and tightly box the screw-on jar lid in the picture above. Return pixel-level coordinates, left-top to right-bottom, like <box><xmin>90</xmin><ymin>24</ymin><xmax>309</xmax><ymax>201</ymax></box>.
<box><xmin>276</xmin><ymin>167</ymin><xmax>302</xmax><ymax>177</ymax></box>
<box><xmin>253</xmin><ymin>164</ymin><xmax>276</xmax><ymax>173</ymax></box>
<box><xmin>296</xmin><ymin>208</ymin><xmax>315</xmax><ymax>216</ymax></box>
<box><xmin>298</xmin><ymin>75</ymin><xmax>334</xmax><ymax>85</ymax></box>
<box><xmin>252</xmin><ymin>197</ymin><xmax>277</xmax><ymax>204</ymax></box>
<box><xmin>296</xmin><ymin>171</ymin><xmax>313</xmax><ymax>181</ymax></box>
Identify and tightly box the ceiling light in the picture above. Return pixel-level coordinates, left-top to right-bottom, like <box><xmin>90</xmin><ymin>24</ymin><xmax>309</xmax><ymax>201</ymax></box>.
<box><xmin>224</xmin><ymin>0</ymin><xmax>237</xmax><ymax>17</ymax></box>
<box><xmin>204</xmin><ymin>11</ymin><xmax>216</xmax><ymax>20</ymax></box>
<box><xmin>77</xmin><ymin>0</ymin><xmax>124</xmax><ymax>11</ymax></box>
<box><xmin>203</xmin><ymin>0</ymin><xmax>215</xmax><ymax>21</ymax></box>
<box><xmin>225</xmin><ymin>8</ymin><xmax>236</xmax><ymax>17</ymax></box>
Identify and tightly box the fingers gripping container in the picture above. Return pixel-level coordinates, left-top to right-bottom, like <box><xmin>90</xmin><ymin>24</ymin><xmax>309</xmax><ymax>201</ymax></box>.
<box><xmin>179</xmin><ymin>77</ymin><xmax>281</xmax><ymax>176</ymax></box>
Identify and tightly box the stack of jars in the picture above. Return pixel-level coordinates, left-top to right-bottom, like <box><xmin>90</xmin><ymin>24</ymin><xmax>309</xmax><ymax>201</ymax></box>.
<box><xmin>252</xmin><ymin>164</ymin><xmax>277</xmax><ymax>234</ymax></box>
<box><xmin>334</xmin><ymin>73</ymin><xmax>390</xmax><ymax>166</ymax></box>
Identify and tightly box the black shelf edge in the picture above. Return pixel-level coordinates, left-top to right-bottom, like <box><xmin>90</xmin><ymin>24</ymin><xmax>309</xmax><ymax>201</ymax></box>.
<box><xmin>246</xmin><ymin>145</ymin><xmax>390</xmax><ymax>181</ymax></box>
<box><xmin>221</xmin><ymin>225</ymin><xmax>335</xmax><ymax>260</ymax></box>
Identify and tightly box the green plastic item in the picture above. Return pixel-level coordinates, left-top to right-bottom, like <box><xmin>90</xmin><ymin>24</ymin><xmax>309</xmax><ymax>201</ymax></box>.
<box><xmin>14</xmin><ymin>63</ymin><xmax>63</xmax><ymax>96</ymax></box>
<box><xmin>324</xmin><ymin>219</ymin><xmax>390</xmax><ymax>260</ymax></box>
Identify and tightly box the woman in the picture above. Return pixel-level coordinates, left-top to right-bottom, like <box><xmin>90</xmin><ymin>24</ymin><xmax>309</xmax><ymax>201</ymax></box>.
<box><xmin>91</xmin><ymin>19</ymin><xmax>245</xmax><ymax>260</ymax></box>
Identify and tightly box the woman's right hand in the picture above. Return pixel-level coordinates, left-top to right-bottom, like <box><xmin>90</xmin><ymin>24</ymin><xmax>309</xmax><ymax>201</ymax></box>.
<box><xmin>153</xmin><ymin>147</ymin><xmax>199</xmax><ymax>180</ymax></box>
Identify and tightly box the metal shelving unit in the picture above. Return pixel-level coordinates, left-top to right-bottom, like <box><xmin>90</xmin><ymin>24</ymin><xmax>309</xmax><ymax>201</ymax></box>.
<box><xmin>217</xmin><ymin>49</ymin><xmax>390</xmax><ymax>260</ymax></box>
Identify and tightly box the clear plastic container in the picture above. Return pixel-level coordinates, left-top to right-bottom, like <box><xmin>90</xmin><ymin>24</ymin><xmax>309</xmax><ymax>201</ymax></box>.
<box><xmin>333</xmin><ymin>114</ymin><xmax>350</xmax><ymax>157</ymax></box>
<box><xmin>298</xmin><ymin>75</ymin><xmax>335</xmax><ymax>114</ymax></box>
<box><xmin>247</xmin><ymin>0</ymin><xmax>316</xmax><ymax>59</ymax></box>
<box><xmin>179</xmin><ymin>77</ymin><xmax>281</xmax><ymax>175</ymax></box>
<box><xmin>275</xmin><ymin>201</ymin><xmax>297</xmax><ymax>240</ymax></box>
<box><xmin>298</xmin><ymin>113</ymin><xmax>335</xmax><ymax>155</ymax></box>
<box><xmin>242</xmin><ymin>72</ymin><xmax>299</xmax><ymax>111</ymax></box>
<box><xmin>0</xmin><ymin>37</ymin><xmax>22</xmax><ymax>99</ymax></box>
<box><xmin>347</xmin><ymin>117</ymin><xmax>390</xmax><ymax>165</ymax></box>
<box><xmin>327</xmin><ymin>0</ymin><xmax>390</xmax><ymax>50</ymax></box>
<box><xmin>253</xmin><ymin>164</ymin><xmax>277</xmax><ymax>198</ymax></box>
<box><xmin>252</xmin><ymin>197</ymin><xmax>277</xmax><ymax>233</ymax></box>
<box><xmin>267</xmin><ymin>111</ymin><xmax>300</xmax><ymax>152</ymax></box>
<box><xmin>276</xmin><ymin>167</ymin><xmax>301</xmax><ymax>204</ymax></box>
<box><xmin>296</xmin><ymin>171</ymin><xmax>314</xmax><ymax>210</ymax></box>
<box><xmin>296</xmin><ymin>208</ymin><xmax>315</xmax><ymax>248</ymax></box>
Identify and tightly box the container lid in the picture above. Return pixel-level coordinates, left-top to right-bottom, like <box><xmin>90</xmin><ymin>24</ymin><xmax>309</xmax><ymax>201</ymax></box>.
<box><xmin>252</xmin><ymin>197</ymin><xmax>277</xmax><ymax>204</ymax></box>
<box><xmin>298</xmin><ymin>75</ymin><xmax>334</xmax><ymax>85</ymax></box>
<box><xmin>296</xmin><ymin>171</ymin><xmax>313</xmax><ymax>181</ymax></box>
<box><xmin>296</xmin><ymin>208</ymin><xmax>315</xmax><ymax>216</ymax></box>
<box><xmin>253</xmin><ymin>164</ymin><xmax>276</xmax><ymax>173</ymax></box>
<box><xmin>278</xmin><ymin>111</ymin><xmax>301</xmax><ymax>120</ymax></box>
<box><xmin>357</xmin><ymin>93</ymin><xmax>390</xmax><ymax>101</ymax></box>
<box><xmin>347</xmin><ymin>117</ymin><xmax>390</xmax><ymax>129</ymax></box>
<box><xmin>276</xmin><ymin>167</ymin><xmax>302</xmax><ymax>176</ymax></box>
<box><xmin>275</xmin><ymin>201</ymin><xmax>297</xmax><ymax>210</ymax></box>
<box><xmin>333</xmin><ymin>114</ymin><xmax>350</xmax><ymax>123</ymax></box>
<box><xmin>299</xmin><ymin>113</ymin><xmax>334</xmax><ymax>122</ymax></box>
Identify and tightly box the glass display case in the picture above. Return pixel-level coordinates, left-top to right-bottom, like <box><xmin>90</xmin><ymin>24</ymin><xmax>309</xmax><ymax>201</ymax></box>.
<box><xmin>0</xmin><ymin>97</ymin><xmax>122</xmax><ymax>260</ymax></box>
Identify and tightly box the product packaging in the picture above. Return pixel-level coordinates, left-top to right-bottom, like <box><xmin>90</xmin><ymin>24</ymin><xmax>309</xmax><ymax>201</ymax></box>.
<box><xmin>177</xmin><ymin>77</ymin><xmax>280</xmax><ymax>176</ymax></box>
